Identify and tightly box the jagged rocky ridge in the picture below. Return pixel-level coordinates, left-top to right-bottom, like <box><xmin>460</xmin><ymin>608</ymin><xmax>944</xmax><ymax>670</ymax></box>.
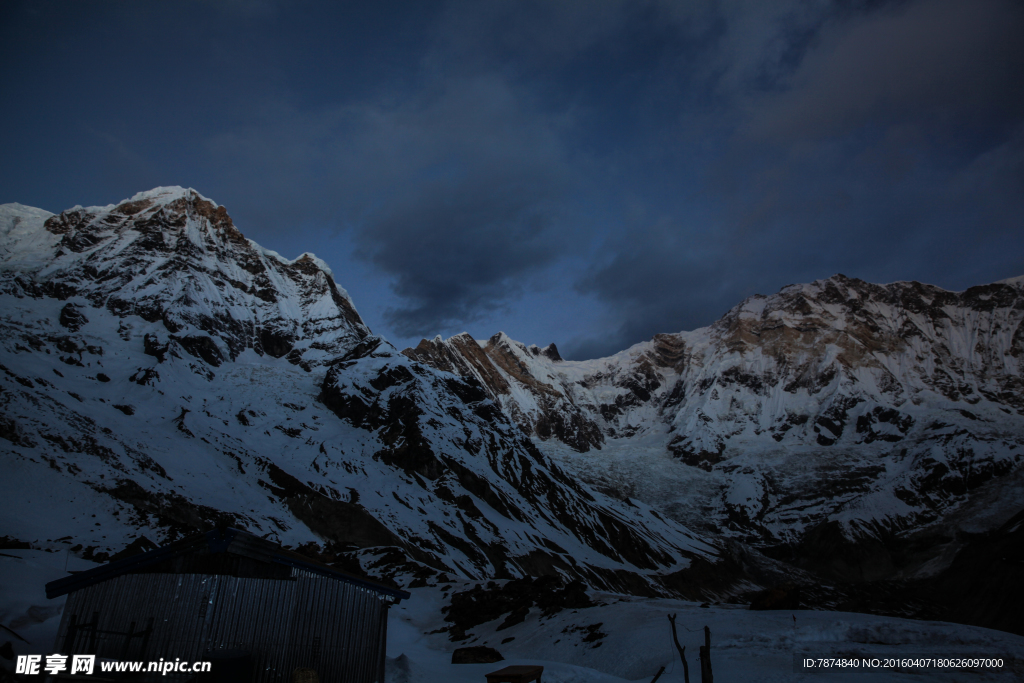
<box><xmin>403</xmin><ymin>275</ymin><xmax>1024</xmax><ymax>588</ymax></box>
<box><xmin>0</xmin><ymin>188</ymin><xmax>715</xmax><ymax>597</ymax></box>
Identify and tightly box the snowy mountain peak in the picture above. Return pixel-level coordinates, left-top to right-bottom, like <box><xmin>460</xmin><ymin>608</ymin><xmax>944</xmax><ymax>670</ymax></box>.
<box><xmin>1</xmin><ymin>188</ymin><xmax>369</xmax><ymax>370</ymax></box>
<box><xmin>124</xmin><ymin>185</ymin><xmax>214</xmax><ymax>206</ymax></box>
<box><xmin>0</xmin><ymin>188</ymin><xmax>717</xmax><ymax>602</ymax></box>
<box><xmin>37</xmin><ymin>184</ymin><xmax>245</xmax><ymax>257</ymax></box>
<box><xmin>527</xmin><ymin>343</ymin><xmax>563</xmax><ymax>362</ymax></box>
<box><xmin>408</xmin><ymin>275</ymin><xmax>1024</xmax><ymax>573</ymax></box>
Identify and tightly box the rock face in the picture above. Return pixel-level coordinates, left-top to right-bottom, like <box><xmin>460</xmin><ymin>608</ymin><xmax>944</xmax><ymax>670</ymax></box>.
<box><xmin>312</xmin><ymin>335</ymin><xmax>711</xmax><ymax>591</ymax></box>
<box><xmin>0</xmin><ymin>188</ymin><xmax>713</xmax><ymax>598</ymax></box>
<box><xmin>404</xmin><ymin>333</ymin><xmax>604</xmax><ymax>452</ymax></box>
<box><xmin>404</xmin><ymin>275</ymin><xmax>1024</xmax><ymax>581</ymax></box>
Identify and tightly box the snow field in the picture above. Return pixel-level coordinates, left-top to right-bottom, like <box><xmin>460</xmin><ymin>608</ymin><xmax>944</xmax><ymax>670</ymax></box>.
<box><xmin>386</xmin><ymin>585</ymin><xmax>1024</xmax><ymax>682</ymax></box>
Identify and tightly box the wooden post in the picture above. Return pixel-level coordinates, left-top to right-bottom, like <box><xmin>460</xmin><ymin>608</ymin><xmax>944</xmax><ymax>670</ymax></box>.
<box><xmin>666</xmin><ymin>614</ymin><xmax>690</xmax><ymax>683</ymax></box>
<box><xmin>698</xmin><ymin>626</ymin><xmax>713</xmax><ymax>683</ymax></box>
<box><xmin>119</xmin><ymin>621</ymin><xmax>136</xmax><ymax>660</ymax></box>
<box><xmin>62</xmin><ymin>614</ymin><xmax>78</xmax><ymax>654</ymax></box>
<box><xmin>140</xmin><ymin>617</ymin><xmax>154</xmax><ymax>659</ymax></box>
<box><xmin>88</xmin><ymin>612</ymin><xmax>99</xmax><ymax>655</ymax></box>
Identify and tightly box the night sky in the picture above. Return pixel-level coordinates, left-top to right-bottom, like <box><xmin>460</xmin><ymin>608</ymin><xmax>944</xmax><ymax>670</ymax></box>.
<box><xmin>2</xmin><ymin>0</ymin><xmax>1022</xmax><ymax>359</ymax></box>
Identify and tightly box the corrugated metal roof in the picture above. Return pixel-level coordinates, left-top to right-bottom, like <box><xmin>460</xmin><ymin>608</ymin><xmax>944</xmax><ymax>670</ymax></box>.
<box><xmin>46</xmin><ymin>528</ymin><xmax>410</xmax><ymax>602</ymax></box>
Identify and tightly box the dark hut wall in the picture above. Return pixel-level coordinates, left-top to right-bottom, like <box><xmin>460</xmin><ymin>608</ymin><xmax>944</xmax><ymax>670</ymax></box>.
<box><xmin>54</xmin><ymin>569</ymin><xmax>390</xmax><ymax>683</ymax></box>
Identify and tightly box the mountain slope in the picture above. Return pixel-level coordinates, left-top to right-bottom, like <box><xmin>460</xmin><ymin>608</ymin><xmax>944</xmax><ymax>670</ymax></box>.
<box><xmin>3</xmin><ymin>187</ymin><xmax>1023</xmax><ymax>635</ymax></box>
<box><xmin>0</xmin><ymin>188</ymin><xmax>714</xmax><ymax>598</ymax></box>
<box><xmin>403</xmin><ymin>275</ymin><xmax>1024</xmax><ymax>582</ymax></box>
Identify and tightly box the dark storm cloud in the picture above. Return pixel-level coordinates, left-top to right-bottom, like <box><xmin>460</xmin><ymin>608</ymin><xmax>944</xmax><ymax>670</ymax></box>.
<box><xmin>361</xmin><ymin>173</ymin><xmax>563</xmax><ymax>337</ymax></box>
<box><xmin>571</xmin><ymin>217</ymin><xmax>738</xmax><ymax>360</ymax></box>
<box><xmin>206</xmin><ymin>75</ymin><xmax>574</xmax><ymax>337</ymax></box>
<box><xmin>351</xmin><ymin>78</ymin><xmax>573</xmax><ymax>338</ymax></box>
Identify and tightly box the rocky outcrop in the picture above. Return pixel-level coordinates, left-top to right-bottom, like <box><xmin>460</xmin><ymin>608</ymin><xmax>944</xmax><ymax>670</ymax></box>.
<box><xmin>404</xmin><ymin>332</ymin><xmax>605</xmax><ymax>452</ymax></box>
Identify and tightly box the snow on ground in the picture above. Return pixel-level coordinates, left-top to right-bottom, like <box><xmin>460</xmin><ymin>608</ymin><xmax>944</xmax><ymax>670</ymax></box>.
<box><xmin>386</xmin><ymin>584</ymin><xmax>1024</xmax><ymax>682</ymax></box>
<box><xmin>2</xmin><ymin>557</ymin><xmax>1021</xmax><ymax>681</ymax></box>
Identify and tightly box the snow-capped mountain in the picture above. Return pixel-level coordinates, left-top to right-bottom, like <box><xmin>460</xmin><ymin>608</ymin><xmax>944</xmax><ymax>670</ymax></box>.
<box><xmin>404</xmin><ymin>275</ymin><xmax>1024</xmax><ymax>582</ymax></box>
<box><xmin>1</xmin><ymin>187</ymin><xmax>368</xmax><ymax>369</ymax></box>
<box><xmin>0</xmin><ymin>188</ymin><xmax>714</xmax><ymax>598</ymax></box>
<box><xmin>2</xmin><ymin>187</ymin><xmax>1022</xmax><ymax>636</ymax></box>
